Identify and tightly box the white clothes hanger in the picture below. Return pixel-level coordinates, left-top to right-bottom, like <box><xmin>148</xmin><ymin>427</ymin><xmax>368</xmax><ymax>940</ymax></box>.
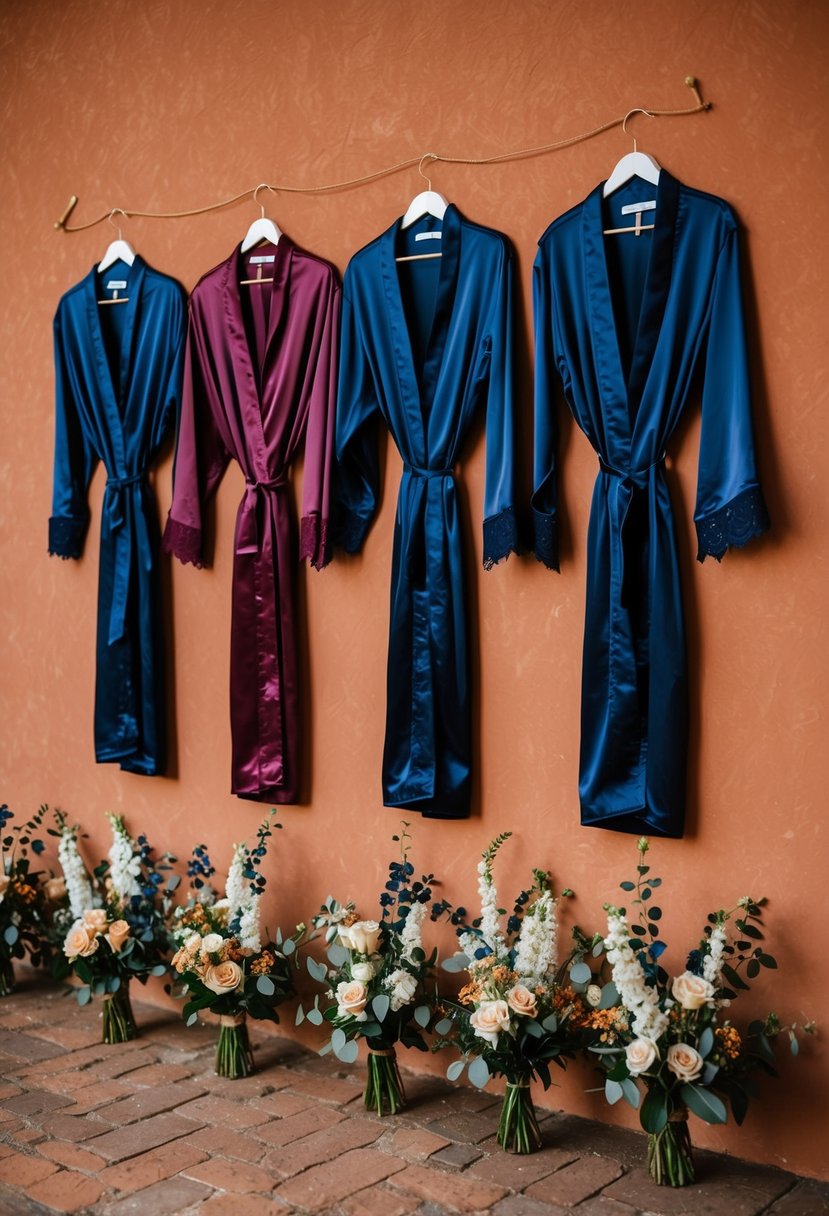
<box><xmin>240</xmin><ymin>184</ymin><xmax>282</xmax><ymax>285</ymax></box>
<box><xmin>603</xmin><ymin>109</ymin><xmax>661</xmax><ymax>198</ymax></box>
<box><xmin>398</xmin><ymin>155</ymin><xmax>447</xmax><ymax>262</ymax></box>
<box><xmin>97</xmin><ymin>210</ymin><xmax>134</xmax><ymax>304</ymax></box>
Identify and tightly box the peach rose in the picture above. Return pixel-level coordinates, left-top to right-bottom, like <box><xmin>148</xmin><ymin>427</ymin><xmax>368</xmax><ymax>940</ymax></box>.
<box><xmin>83</xmin><ymin>909</ymin><xmax>108</xmax><ymax>937</ymax></box>
<box><xmin>666</xmin><ymin>1042</ymin><xmax>703</xmax><ymax>1082</ymax></box>
<box><xmin>506</xmin><ymin>984</ymin><xmax>538</xmax><ymax>1018</ymax></box>
<box><xmin>202</xmin><ymin>960</ymin><xmax>243</xmax><ymax>995</ymax></box>
<box><xmin>106</xmin><ymin>920</ymin><xmax>131</xmax><ymax>953</ymax></box>
<box><xmin>469</xmin><ymin>999</ymin><xmax>511</xmax><ymax>1048</ymax></box>
<box><xmin>625</xmin><ymin>1037</ymin><xmax>658</xmax><ymax>1076</ymax></box>
<box><xmin>343</xmin><ymin>920</ymin><xmax>382</xmax><ymax>955</ymax></box>
<box><xmin>44</xmin><ymin>876</ymin><xmax>67</xmax><ymax>902</ymax></box>
<box><xmin>0</xmin><ymin>875</ymin><xmax>9</xmax><ymax>901</ymax></box>
<box><xmin>671</xmin><ymin>971</ymin><xmax>715</xmax><ymax>1011</ymax></box>
<box><xmin>336</xmin><ymin>980</ymin><xmax>369</xmax><ymax>1019</ymax></box>
<box><xmin>64</xmin><ymin>924</ymin><xmax>100</xmax><ymax>959</ymax></box>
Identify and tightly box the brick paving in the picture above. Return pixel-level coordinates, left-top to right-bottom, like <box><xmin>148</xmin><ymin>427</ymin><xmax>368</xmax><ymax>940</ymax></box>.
<box><xmin>0</xmin><ymin>974</ymin><xmax>827</xmax><ymax>1215</ymax></box>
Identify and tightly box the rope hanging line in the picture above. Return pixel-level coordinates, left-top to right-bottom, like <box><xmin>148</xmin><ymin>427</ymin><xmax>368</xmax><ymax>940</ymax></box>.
<box><xmin>54</xmin><ymin>76</ymin><xmax>711</xmax><ymax>234</ymax></box>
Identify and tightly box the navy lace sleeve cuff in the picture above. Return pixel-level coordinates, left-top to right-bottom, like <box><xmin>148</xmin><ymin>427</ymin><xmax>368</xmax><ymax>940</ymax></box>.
<box><xmin>695</xmin><ymin>485</ymin><xmax>770</xmax><ymax>563</ymax></box>
<box><xmin>300</xmin><ymin>514</ymin><xmax>332</xmax><ymax>571</ymax></box>
<box><xmin>483</xmin><ymin>506</ymin><xmax>520</xmax><ymax>570</ymax></box>
<box><xmin>48</xmin><ymin>515</ymin><xmax>87</xmax><ymax>559</ymax></box>
<box><xmin>532</xmin><ymin>507</ymin><xmax>560</xmax><ymax>572</ymax></box>
<box><xmin>333</xmin><ymin>505</ymin><xmax>373</xmax><ymax>555</ymax></box>
<box><xmin>162</xmin><ymin>516</ymin><xmax>204</xmax><ymax>568</ymax></box>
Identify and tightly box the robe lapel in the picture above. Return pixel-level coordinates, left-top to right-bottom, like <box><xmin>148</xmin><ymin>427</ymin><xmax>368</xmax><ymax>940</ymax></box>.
<box><xmin>420</xmin><ymin>203</ymin><xmax>461</xmax><ymax>412</ymax></box>
<box><xmin>583</xmin><ymin>188</ymin><xmax>630</xmax><ymax>456</ymax></box>
<box><xmin>380</xmin><ymin>219</ymin><xmax>427</xmax><ymax>465</ymax></box>
<box><xmin>262</xmin><ymin>235</ymin><xmax>293</xmax><ymax>383</ymax></box>
<box><xmin>627</xmin><ymin>170</ymin><xmax>679</xmax><ymax>429</ymax></box>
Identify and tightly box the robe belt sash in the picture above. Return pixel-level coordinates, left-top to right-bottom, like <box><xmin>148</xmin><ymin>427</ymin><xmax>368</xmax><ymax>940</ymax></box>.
<box><xmin>398</xmin><ymin>463</ymin><xmax>457</xmax><ymax>798</ymax></box>
<box><xmin>234</xmin><ymin>472</ymin><xmax>290</xmax><ymax>788</ymax></box>
<box><xmin>104</xmin><ymin>471</ymin><xmax>152</xmax><ymax>646</ymax></box>
<box><xmin>598</xmin><ymin>454</ymin><xmax>666</xmax><ymax>608</ymax></box>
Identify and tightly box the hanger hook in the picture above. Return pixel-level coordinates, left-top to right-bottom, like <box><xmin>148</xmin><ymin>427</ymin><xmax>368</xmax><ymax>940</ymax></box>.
<box><xmin>418</xmin><ymin>153</ymin><xmax>439</xmax><ymax>192</ymax></box>
<box><xmin>107</xmin><ymin>208</ymin><xmax>128</xmax><ymax>240</ymax></box>
<box><xmin>253</xmin><ymin>182</ymin><xmax>276</xmax><ymax>218</ymax></box>
<box><xmin>621</xmin><ymin>108</ymin><xmax>655</xmax><ymax>153</ymax></box>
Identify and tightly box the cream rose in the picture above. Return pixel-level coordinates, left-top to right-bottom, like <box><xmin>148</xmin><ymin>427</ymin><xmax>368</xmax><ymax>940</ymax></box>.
<box><xmin>44</xmin><ymin>876</ymin><xmax>67</xmax><ymax>902</ymax></box>
<box><xmin>83</xmin><ymin>909</ymin><xmax>108</xmax><ymax>936</ymax></box>
<box><xmin>469</xmin><ymin>999</ymin><xmax>511</xmax><ymax>1048</ymax></box>
<box><xmin>351</xmin><ymin>961</ymin><xmax>376</xmax><ymax>984</ymax></box>
<box><xmin>625</xmin><ymin>1037</ymin><xmax>658</xmax><ymax>1076</ymax></box>
<box><xmin>671</xmin><ymin>971</ymin><xmax>715</xmax><ymax>1011</ymax></box>
<box><xmin>203</xmin><ymin>960</ymin><xmax>243</xmax><ymax>995</ymax></box>
<box><xmin>106</xmin><ymin>920</ymin><xmax>131</xmax><ymax>953</ymax></box>
<box><xmin>201</xmin><ymin>933</ymin><xmax>225</xmax><ymax>956</ymax></box>
<box><xmin>336</xmin><ymin>980</ymin><xmax>369</xmax><ymax>1019</ymax></box>
<box><xmin>586</xmin><ymin>984</ymin><xmax>603</xmax><ymax>1008</ymax></box>
<box><xmin>64</xmin><ymin>924</ymin><xmax>100</xmax><ymax>959</ymax></box>
<box><xmin>345</xmin><ymin>920</ymin><xmax>382</xmax><ymax>955</ymax></box>
<box><xmin>506</xmin><ymin>984</ymin><xmax>538</xmax><ymax>1018</ymax></box>
<box><xmin>0</xmin><ymin>875</ymin><xmax>10</xmax><ymax>897</ymax></box>
<box><xmin>666</xmin><ymin>1042</ymin><xmax>703</xmax><ymax>1082</ymax></box>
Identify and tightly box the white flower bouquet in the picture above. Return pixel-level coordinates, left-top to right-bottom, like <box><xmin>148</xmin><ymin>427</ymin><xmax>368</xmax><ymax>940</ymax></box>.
<box><xmin>299</xmin><ymin>825</ymin><xmax>438</xmax><ymax>1115</ymax></box>
<box><xmin>53</xmin><ymin>812</ymin><xmax>176</xmax><ymax>1042</ymax></box>
<box><xmin>432</xmin><ymin>833</ymin><xmax>591</xmax><ymax>1154</ymax></box>
<box><xmin>169</xmin><ymin>815</ymin><xmax>304</xmax><ymax>1079</ymax></box>
<box><xmin>593</xmin><ymin>838</ymin><xmax>815</xmax><ymax>1187</ymax></box>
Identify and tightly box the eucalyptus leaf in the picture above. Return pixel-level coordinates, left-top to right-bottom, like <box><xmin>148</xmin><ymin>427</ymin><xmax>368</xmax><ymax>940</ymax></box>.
<box><xmin>620</xmin><ymin>1078</ymin><xmax>640</xmax><ymax>1108</ymax></box>
<box><xmin>282</xmin><ymin>938</ymin><xmax>295</xmax><ymax>956</ymax></box>
<box><xmin>681</xmin><ymin>1083</ymin><xmax>728</xmax><ymax>1124</ymax></box>
<box><xmin>467</xmin><ymin>1055</ymin><xmax>491</xmax><ymax>1089</ymax></box>
<box><xmin>414</xmin><ymin>1005</ymin><xmax>430</xmax><ymax>1029</ymax></box>
<box><xmin>327</xmin><ymin>943</ymin><xmax>348</xmax><ymax>967</ymax></box>
<box><xmin>441</xmin><ymin>953</ymin><xmax>470</xmax><ymax>973</ymax></box>
<box><xmin>372</xmin><ymin>994</ymin><xmax>390</xmax><ymax>1022</ymax></box>
<box><xmin>306</xmin><ymin>1007</ymin><xmax>323</xmax><ymax>1026</ymax></box>
<box><xmin>331</xmin><ymin>1027</ymin><xmax>347</xmax><ymax>1053</ymax></box>
<box><xmin>77</xmin><ymin>986</ymin><xmax>91</xmax><ymax>1006</ymax></box>
<box><xmin>307</xmin><ymin>957</ymin><xmax>328</xmax><ymax>983</ymax></box>
<box><xmin>640</xmin><ymin>1087</ymin><xmax>668</xmax><ymax>1134</ymax></box>
<box><xmin>605</xmin><ymin>1078</ymin><xmax>624</xmax><ymax>1105</ymax></box>
<box><xmin>257</xmin><ymin>975</ymin><xmax>276</xmax><ymax>997</ymax></box>
<box><xmin>318</xmin><ymin>1041</ymin><xmax>333</xmax><ymax>1056</ymax></box>
<box><xmin>3</xmin><ymin>925</ymin><xmax>18</xmax><ymax>946</ymax></box>
<box><xmin>702</xmin><ymin>1061</ymin><xmax>720</xmax><ymax>1086</ymax></box>
<box><xmin>446</xmin><ymin>1059</ymin><xmax>466</xmax><ymax>1082</ymax></box>
<box><xmin>569</xmin><ymin>962</ymin><xmax>592</xmax><ymax>985</ymax></box>
<box><xmin>435</xmin><ymin>1017</ymin><xmax>453</xmax><ymax>1035</ymax></box>
<box><xmin>186</xmin><ymin>1011</ymin><xmax>199</xmax><ymax>1027</ymax></box>
<box><xmin>523</xmin><ymin>1018</ymin><xmax>543</xmax><ymax>1039</ymax></box>
<box><xmin>541</xmin><ymin>1013</ymin><xmax>558</xmax><ymax>1033</ymax></box>
<box><xmin>698</xmin><ymin>1026</ymin><xmax>715</xmax><ymax>1058</ymax></box>
<box><xmin>599</xmin><ymin>982</ymin><xmax>620</xmax><ymax>1010</ymax></box>
<box><xmin>151</xmin><ymin>964</ymin><xmax>168</xmax><ymax>977</ymax></box>
<box><xmin>295</xmin><ymin>1005</ymin><xmax>305</xmax><ymax>1026</ymax></box>
<box><xmin>336</xmin><ymin>1039</ymin><xmax>359</xmax><ymax>1064</ymax></box>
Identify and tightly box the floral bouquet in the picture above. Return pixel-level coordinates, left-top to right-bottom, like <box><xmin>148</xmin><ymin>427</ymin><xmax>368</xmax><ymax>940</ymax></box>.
<box><xmin>432</xmin><ymin>832</ymin><xmax>592</xmax><ymax>1154</ymax></box>
<box><xmin>299</xmin><ymin>825</ymin><xmax>438</xmax><ymax>1116</ymax></box>
<box><xmin>592</xmin><ymin>838</ymin><xmax>815</xmax><ymax>1187</ymax></box>
<box><xmin>41</xmin><ymin>808</ymin><xmax>96</xmax><ymax>968</ymax></box>
<box><xmin>169</xmin><ymin>815</ymin><xmax>304</xmax><ymax>1079</ymax></box>
<box><xmin>53</xmin><ymin>812</ymin><xmax>176</xmax><ymax>1042</ymax></box>
<box><xmin>0</xmin><ymin>805</ymin><xmax>51</xmax><ymax>995</ymax></box>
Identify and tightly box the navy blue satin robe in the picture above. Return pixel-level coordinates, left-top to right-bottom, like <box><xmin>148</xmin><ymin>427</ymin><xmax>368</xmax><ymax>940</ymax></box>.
<box><xmin>49</xmin><ymin>257</ymin><xmax>186</xmax><ymax>774</ymax></box>
<box><xmin>533</xmin><ymin>173</ymin><xmax>769</xmax><ymax>837</ymax></box>
<box><xmin>336</xmin><ymin>205</ymin><xmax>518</xmax><ymax>818</ymax></box>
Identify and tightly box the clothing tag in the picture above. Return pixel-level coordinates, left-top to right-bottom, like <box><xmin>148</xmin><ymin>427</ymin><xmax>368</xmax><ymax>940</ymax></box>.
<box><xmin>620</xmin><ymin>201</ymin><xmax>656</xmax><ymax>215</ymax></box>
<box><xmin>106</xmin><ymin>280</ymin><xmax>128</xmax><ymax>290</ymax></box>
<box><xmin>249</xmin><ymin>255</ymin><xmax>276</xmax><ymax>264</ymax></box>
<box><xmin>415</xmin><ymin>231</ymin><xmax>442</xmax><ymax>242</ymax></box>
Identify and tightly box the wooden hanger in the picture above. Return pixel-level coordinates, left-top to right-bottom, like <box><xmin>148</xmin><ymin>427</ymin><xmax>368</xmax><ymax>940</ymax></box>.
<box><xmin>397</xmin><ymin>155</ymin><xmax>446</xmax><ymax>263</ymax></box>
<box><xmin>97</xmin><ymin>210</ymin><xmax>134</xmax><ymax>304</ymax></box>
<box><xmin>603</xmin><ymin>110</ymin><xmax>660</xmax><ymax>236</ymax></box>
<box><xmin>240</xmin><ymin>184</ymin><xmax>282</xmax><ymax>285</ymax></box>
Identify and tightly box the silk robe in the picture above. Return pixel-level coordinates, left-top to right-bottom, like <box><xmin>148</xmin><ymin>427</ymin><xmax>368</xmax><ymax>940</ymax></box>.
<box><xmin>49</xmin><ymin>256</ymin><xmax>186</xmax><ymax>774</ymax></box>
<box><xmin>533</xmin><ymin>172</ymin><xmax>769</xmax><ymax>837</ymax></box>
<box><xmin>336</xmin><ymin>205</ymin><xmax>518</xmax><ymax>818</ymax></box>
<box><xmin>164</xmin><ymin>238</ymin><xmax>339</xmax><ymax>804</ymax></box>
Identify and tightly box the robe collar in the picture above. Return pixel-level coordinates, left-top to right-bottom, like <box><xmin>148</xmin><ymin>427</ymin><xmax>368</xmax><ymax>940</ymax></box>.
<box><xmin>583</xmin><ymin>171</ymin><xmax>680</xmax><ymax>455</ymax></box>
<box><xmin>85</xmin><ymin>254</ymin><xmax>147</xmax><ymax>473</ymax></box>
<box><xmin>224</xmin><ymin>235</ymin><xmax>294</xmax><ymax>389</ymax></box>
<box><xmin>379</xmin><ymin>203</ymin><xmax>462</xmax><ymax>464</ymax></box>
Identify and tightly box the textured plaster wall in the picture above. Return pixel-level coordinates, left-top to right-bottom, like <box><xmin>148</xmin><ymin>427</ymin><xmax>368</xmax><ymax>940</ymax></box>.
<box><xmin>1</xmin><ymin>0</ymin><xmax>827</xmax><ymax>1180</ymax></box>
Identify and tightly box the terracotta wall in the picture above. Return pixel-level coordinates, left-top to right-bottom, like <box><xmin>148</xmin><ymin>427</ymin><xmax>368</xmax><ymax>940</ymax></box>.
<box><xmin>2</xmin><ymin>0</ymin><xmax>827</xmax><ymax>1181</ymax></box>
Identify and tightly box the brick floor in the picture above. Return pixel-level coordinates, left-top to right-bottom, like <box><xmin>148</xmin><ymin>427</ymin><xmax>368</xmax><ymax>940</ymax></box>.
<box><xmin>0</xmin><ymin>973</ymin><xmax>827</xmax><ymax>1215</ymax></box>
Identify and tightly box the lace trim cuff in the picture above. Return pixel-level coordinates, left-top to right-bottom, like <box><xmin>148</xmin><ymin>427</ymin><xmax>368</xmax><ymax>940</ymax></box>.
<box><xmin>483</xmin><ymin>506</ymin><xmax>519</xmax><ymax>571</ymax></box>
<box><xmin>48</xmin><ymin>515</ymin><xmax>87</xmax><ymax>560</ymax></box>
<box><xmin>334</xmin><ymin>506</ymin><xmax>372</xmax><ymax>555</ymax></box>
<box><xmin>300</xmin><ymin>515</ymin><xmax>332</xmax><ymax>571</ymax></box>
<box><xmin>695</xmin><ymin>485</ymin><xmax>770</xmax><ymax>563</ymax></box>
<box><xmin>532</xmin><ymin>507</ymin><xmax>560</xmax><ymax>572</ymax></box>
<box><xmin>162</xmin><ymin>516</ymin><xmax>204</xmax><ymax>568</ymax></box>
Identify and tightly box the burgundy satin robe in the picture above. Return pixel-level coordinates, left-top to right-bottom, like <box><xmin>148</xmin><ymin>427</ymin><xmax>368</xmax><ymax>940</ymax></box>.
<box><xmin>163</xmin><ymin>238</ymin><xmax>340</xmax><ymax>803</ymax></box>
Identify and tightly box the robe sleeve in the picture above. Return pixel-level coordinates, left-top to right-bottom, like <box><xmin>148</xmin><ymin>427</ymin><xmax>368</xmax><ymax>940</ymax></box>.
<box><xmin>334</xmin><ymin>278</ymin><xmax>381</xmax><ymax>554</ymax></box>
<box><xmin>481</xmin><ymin>239</ymin><xmax>519</xmax><ymax>569</ymax></box>
<box><xmin>299</xmin><ymin>276</ymin><xmax>341</xmax><ymax>571</ymax></box>
<box><xmin>49</xmin><ymin>308</ymin><xmax>98</xmax><ymax>559</ymax></box>
<box><xmin>162</xmin><ymin>303</ymin><xmax>230</xmax><ymax>568</ymax></box>
<box><xmin>694</xmin><ymin>222</ymin><xmax>770</xmax><ymax>562</ymax></box>
<box><xmin>530</xmin><ymin>240</ymin><xmax>560</xmax><ymax>571</ymax></box>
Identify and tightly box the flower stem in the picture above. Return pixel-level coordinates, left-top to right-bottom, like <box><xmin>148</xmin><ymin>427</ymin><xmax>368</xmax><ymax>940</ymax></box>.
<box><xmin>647</xmin><ymin>1110</ymin><xmax>695</xmax><ymax>1186</ymax></box>
<box><xmin>101</xmin><ymin>983</ymin><xmax>138</xmax><ymax>1044</ymax></box>
<box><xmin>216</xmin><ymin>1015</ymin><xmax>255</xmax><ymax>1079</ymax></box>
<box><xmin>364</xmin><ymin>1048</ymin><xmax>406</xmax><ymax>1116</ymax></box>
<box><xmin>0</xmin><ymin>954</ymin><xmax>15</xmax><ymax>998</ymax></box>
<box><xmin>497</xmin><ymin>1081</ymin><xmax>543</xmax><ymax>1154</ymax></box>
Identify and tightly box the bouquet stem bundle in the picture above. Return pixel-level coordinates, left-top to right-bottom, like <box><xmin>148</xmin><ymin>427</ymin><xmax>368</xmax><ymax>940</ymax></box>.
<box><xmin>0</xmin><ymin>955</ymin><xmax>15</xmax><ymax>998</ymax></box>
<box><xmin>497</xmin><ymin>1078</ymin><xmax>543</xmax><ymax>1154</ymax></box>
<box><xmin>365</xmin><ymin>1046</ymin><xmax>406</xmax><ymax>1116</ymax></box>
<box><xmin>647</xmin><ymin>1106</ymin><xmax>695</xmax><ymax>1187</ymax></box>
<box><xmin>216</xmin><ymin>1012</ymin><xmax>255</xmax><ymax>1079</ymax></box>
<box><xmin>101</xmin><ymin>982</ymin><xmax>137</xmax><ymax>1044</ymax></box>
